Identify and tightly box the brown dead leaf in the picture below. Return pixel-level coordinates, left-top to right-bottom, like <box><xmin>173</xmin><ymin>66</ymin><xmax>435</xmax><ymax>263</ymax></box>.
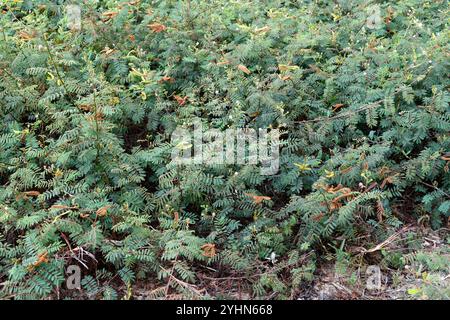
<box><xmin>148</xmin><ymin>23</ymin><xmax>167</xmax><ymax>33</ymax></box>
<box><xmin>174</xmin><ymin>95</ymin><xmax>188</xmax><ymax>106</ymax></box>
<box><xmin>323</xmin><ymin>184</ymin><xmax>352</xmax><ymax>195</ymax></box>
<box><xmin>340</xmin><ymin>167</ymin><xmax>352</xmax><ymax>174</ymax></box>
<box><xmin>362</xmin><ymin>162</ymin><xmax>369</xmax><ymax>171</ymax></box>
<box><xmin>18</xmin><ymin>30</ymin><xmax>36</xmax><ymax>41</ymax></box>
<box><xmin>376</xmin><ymin>200</ymin><xmax>385</xmax><ymax>223</ymax></box>
<box><xmin>50</xmin><ymin>205</ymin><xmax>77</xmax><ymax>210</ymax></box>
<box><xmin>78</xmin><ymin>104</ymin><xmax>92</xmax><ymax>111</ymax></box>
<box><xmin>28</xmin><ymin>251</ymin><xmax>49</xmax><ymax>271</ymax></box>
<box><xmin>254</xmin><ymin>26</ymin><xmax>270</xmax><ymax>34</ymax></box>
<box><xmin>201</xmin><ymin>243</ymin><xmax>216</xmax><ymax>258</ymax></box>
<box><xmin>332</xmin><ymin>103</ymin><xmax>345</xmax><ymax>112</ymax></box>
<box><xmin>22</xmin><ymin>191</ymin><xmax>41</xmax><ymax>197</ymax></box>
<box><xmin>100</xmin><ymin>47</ymin><xmax>116</xmax><ymax>56</ymax></box>
<box><xmin>102</xmin><ymin>11</ymin><xmax>118</xmax><ymax>20</ymax></box>
<box><xmin>96</xmin><ymin>205</ymin><xmax>111</xmax><ymax>217</ymax></box>
<box><xmin>331</xmin><ymin>192</ymin><xmax>354</xmax><ymax>205</ymax></box>
<box><xmin>216</xmin><ymin>59</ymin><xmax>230</xmax><ymax>66</ymax></box>
<box><xmin>278</xmin><ymin>75</ymin><xmax>292</xmax><ymax>81</ymax></box>
<box><xmin>245</xmin><ymin>193</ymin><xmax>271</xmax><ymax>204</ymax></box>
<box><xmin>380</xmin><ymin>176</ymin><xmax>393</xmax><ymax>189</ymax></box>
<box><xmin>158</xmin><ymin>76</ymin><xmax>174</xmax><ymax>83</ymax></box>
<box><xmin>322</xmin><ymin>185</ymin><xmax>355</xmax><ymax>211</ymax></box>
<box><xmin>237</xmin><ymin>64</ymin><xmax>251</xmax><ymax>75</ymax></box>
<box><xmin>312</xmin><ymin>212</ymin><xmax>326</xmax><ymax>221</ymax></box>
<box><xmin>87</xmin><ymin>112</ymin><xmax>104</xmax><ymax>122</ymax></box>
<box><xmin>329</xmin><ymin>201</ymin><xmax>342</xmax><ymax>211</ymax></box>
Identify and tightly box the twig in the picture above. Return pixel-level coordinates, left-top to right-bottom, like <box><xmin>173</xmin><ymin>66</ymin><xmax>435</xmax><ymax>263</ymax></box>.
<box><xmin>160</xmin><ymin>264</ymin><xmax>204</xmax><ymax>297</ymax></box>
<box><xmin>359</xmin><ymin>225</ymin><xmax>413</xmax><ymax>254</ymax></box>
<box><xmin>419</xmin><ymin>181</ymin><xmax>450</xmax><ymax>199</ymax></box>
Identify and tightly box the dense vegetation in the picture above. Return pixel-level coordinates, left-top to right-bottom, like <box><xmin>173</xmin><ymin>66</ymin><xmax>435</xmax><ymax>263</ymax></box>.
<box><xmin>0</xmin><ymin>0</ymin><xmax>448</xmax><ymax>300</ymax></box>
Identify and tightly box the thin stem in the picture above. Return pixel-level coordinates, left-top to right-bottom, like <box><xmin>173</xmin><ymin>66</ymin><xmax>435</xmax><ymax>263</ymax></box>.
<box><xmin>43</xmin><ymin>34</ymin><xmax>69</xmax><ymax>94</ymax></box>
<box><xmin>419</xmin><ymin>180</ymin><xmax>450</xmax><ymax>199</ymax></box>
<box><xmin>92</xmin><ymin>89</ymin><xmax>101</xmax><ymax>163</ymax></box>
<box><xmin>1</xmin><ymin>27</ymin><xmax>7</xmax><ymax>42</ymax></box>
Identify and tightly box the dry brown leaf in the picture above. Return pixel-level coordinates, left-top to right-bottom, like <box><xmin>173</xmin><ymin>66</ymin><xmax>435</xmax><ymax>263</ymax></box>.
<box><xmin>50</xmin><ymin>205</ymin><xmax>77</xmax><ymax>210</ymax></box>
<box><xmin>331</xmin><ymin>192</ymin><xmax>354</xmax><ymax>205</ymax></box>
<box><xmin>101</xmin><ymin>47</ymin><xmax>116</xmax><ymax>56</ymax></box>
<box><xmin>87</xmin><ymin>112</ymin><xmax>104</xmax><ymax>121</ymax></box>
<box><xmin>174</xmin><ymin>95</ymin><xmax>188</xmax><ymax>106</ymax></box>
<box><xmin>332</xmin><ymin>103</ymin><xmax>345</xmax><ymax>112</ymax></box>
<box><xmin>216</xmin><ymin>59</ymin><xmax>230</xmax><ymax>66</ymax></box>
<box><xmin>365</xmin><ymin>182</ymin><xmax>378</xmax><ymax>192</ymax></box>
<box><xmin>376</xmin><ymin>200</ymin><xmax>385</xmax><ymax>223</ymax></box>
<box><xmin>380</xmin><ymin>176</ymin><xmax>393</xmax><ymax>189</ymax></box>
<box><xmin>329</xmin><ymin>201</ymin><xmax>342</xmax><ymax>211</ymax></box>
<box><xmin>237</xmin><ymin>64</ymin><xmax>251</xmax><ymax>75</ymax></box>
<box><xmin>278</xmin><ymin>64</ymin><xmax>299</xmax><ymax>72</ymax></box>
<box><xmin>254</xmin><ymin>26</ymin><xmax>270</xmax><ymax>34</ymax></box>
<box><xmin>18</xmin><ymin>30</ymin><xmax>36</xmax><ymax>41</ymax></box>
<box><xmin>102</xmin><ymin>11</ymin><xmax>118</xmax><ymax>20</ymax></box>
<box><xmin>158</xmin><ymin>76</ymin><xmax>174</xmax><ymax>83</ymax></box>
<box><xmin>245</xmin><ymin>193</ymin><xmax>271</xmax><ymax>204</ymax></box>
<box><xmin>323</xmin><ymin>184</ymin><xmax>350</xmax><ymax>194</ymax></box>
<box><xmin>278</xmin><ymin>74</ymin><xmax>292</xmax><ymax>81</ymax></box>
<box><xmin>96</xmin><ymin>205</ymin><xmax>111</xmax><ymax>217</ymax></box>
<box><xmin>340</xmin><ymin>167</ymin><xmax>352</xmax><ymax>174</ymax></box>
<box><xmin>312</xmin><ymin>212</ymin><xmax>326</xmax><ymax>221</ymax></box>
<box><xmin>23</xmin><ymin>191</ymin><xmax>41</xmax><ymax>197</ymax></box>
<box><xmin>322</xmin><ymin>185</ymin><xmax>355</xmax><ymax>211</ymax></box>
<box><xmin>148</xmin><ymin>23</ymin><xmax>167</xmax><ymax>33</ymax></box>
<box><xmin>28</xmin><ymin>251</ymin><xmax>49</xmax><ymax>271</ymax></box>
<box><xmin>201</xmin><ymin>243</ymin><xmax>216</xmax><ymax>258</ymax></box>
<box><xmin>78</xmin><ymin>104</ymin><xmax>92</xmax><ymax>111</ymax></box>
<box><xmin>362</xmin><ymin>162</ymin><xmax>369</xmax><ymax>171</ymax></box>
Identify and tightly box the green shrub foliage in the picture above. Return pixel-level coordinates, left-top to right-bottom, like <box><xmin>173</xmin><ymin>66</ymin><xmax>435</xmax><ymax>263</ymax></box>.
<box><xmin>0</xmin><ymin>0</ymin><xmax>448</xmax><ymax>299</ymax></box>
